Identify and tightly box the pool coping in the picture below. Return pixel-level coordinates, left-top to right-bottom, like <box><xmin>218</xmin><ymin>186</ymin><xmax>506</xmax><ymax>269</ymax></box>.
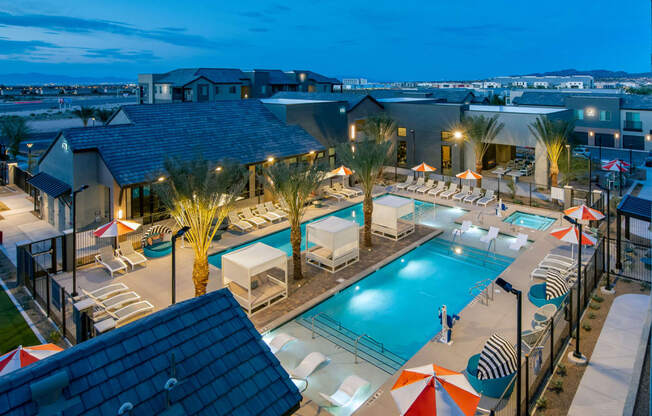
<box><xmin>257</xmin><ymin>228</ymin><xmax>443</xmax><ymax>334</ymax></box>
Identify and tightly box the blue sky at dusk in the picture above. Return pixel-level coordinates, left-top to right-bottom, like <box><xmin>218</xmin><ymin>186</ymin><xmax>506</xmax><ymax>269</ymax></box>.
<box><xmin>0</xmin><ymin>0</ymin><xmax>649</xmax><ymax>81</ymax></box>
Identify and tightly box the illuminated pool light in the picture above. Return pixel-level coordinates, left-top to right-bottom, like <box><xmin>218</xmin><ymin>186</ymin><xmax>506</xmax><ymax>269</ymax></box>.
<box><xmin>454</xmin><ymin>247</ymin><xmax>462</xmax><ymax>254</ymax></box>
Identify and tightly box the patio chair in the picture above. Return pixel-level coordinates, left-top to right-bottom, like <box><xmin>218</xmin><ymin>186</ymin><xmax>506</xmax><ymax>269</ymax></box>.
<box><xmin>97</xmin><ymin>300</ymin><xmax>155</xmax><ymax>331</ymax></box>
<box><xmin>477</xmin><ymin>189</ymin><xmax>496</xmax><ymax>206</ymax></box>
<box><xmin>427</xmin><ymin>181</ymin><xmax>446</xmax><ymax>196</ymax></box>
<box><xmin>528</xmin><ymin>283</ymin><xmax>567</xmax><ymax>309</ymax></box>
<box><xmin>509</xmin><ymin>233</ymin><xmax>528</xmax><ymax>251</ymax></box>
<box><xmin>537</xmin><ymin>259</ymin><xmax>575</xmax><ymax>274</ymax></box>
<box><xmin>92</xmin><ymin>291</ymin><xmax>141</xmax><ymax>320</ymax></box>
<box><xmin>266</xmin><ymin>333</ymin><xmax>297</xmax><ymax>354</ymax></box>
<box><xmin>228</xmin><ymin>211</ymin><xmax>253</xmax><ymax>233</ymax></box>
<box><xmin>290</xmin><ymin>352</ymin><xmax>329</xmax><ymax>379</ymax></box>
<box><xmin>81</xmin><ymin>283</ymin><xmax>128</xmax><ymax>301</ymax></box>
<box><xmin>319</xmin><ymin>375</ymin><xmax>370</xmax><ymax>407</ymax></box>
<box><xmin>117</xmin><ymin>242</ymin><xmax>147</xmax><ymax>269</ymax></box>
<box><xmin>543</xmin><ymin>254</ymin><xmax>575</xmax><ymax>267</ymax></box>
<box><xmin>452</xmin><ymin>185</ymin><xmax>471</xmax><ymax>201</ymax></box>
<box><xmin>332</xmin><ymin>182</ymin><xmax>358</xmax><ymax>198</ymax></box>
<box><xmin>342</xmin><ymin>183</ymin><xmax>363</xmax><ymax>197</ymax></box>
<box><xmin>440</xmin><ymin>183</ymin><xmax>458</xmax><ymax>199</ymax></box>
<box><xmin>265</xmin><ymin>201</ymin><xmax>288</xmax><ymax>219</ymax></box>
<box><xmin>452</xmin><ymin>220</ymin><xmax>472</xmax><ymax>238</ymax></box>
<box><xmin>323</xmin><ymin>187</ymin><xmax>347</xmax><ymax>202</ymax></box>
<box><xmin>530</xmin><ymin>266</ymin><xmax>574</xmax><ymax>282</ymax></box>
<box><xmin>255</xmin><ymin>204</ymin><xmax>283</xmax><ymax>223</ymax></box>
<box><xmin>240</xmin><ymin>207</ymin><xmax>267</xmax><ymax>227</ymax></box>
<box><xmin>521</xmin><ymin>327</ymin><xmax>546</xmax><ymax>354</ymax></box>
<box><xmin>395</xmin><ymin>177</ymin><xmax>413</xmax><ymax>190</ymax></box>
<box><xmin>416</xmin><ymin>178</ymin><xmax>435</xmax><ymax>194</ymax></box>
<box><xmin>95</xmin><ymin>246</ymin><xmax>128</xmax><ymax>278</ymax></box>
<box><xmin>480</xmin><ymin>226</ymin><xmax>499</xmax><ymax>244</ymax></box>
<box><xmin>532</xmin><ymin>304</ymin><xmax>557</xmax><ymax>329</ymax></box>
<box><xmin>463</xmin><ymin>188</ymin><xmax>483</xmax><ymax>203</ymax></box>
<box><xmin>406</xmin><ymin>177</ymin><xmax>425</xmax><ymax>192</ymax></box>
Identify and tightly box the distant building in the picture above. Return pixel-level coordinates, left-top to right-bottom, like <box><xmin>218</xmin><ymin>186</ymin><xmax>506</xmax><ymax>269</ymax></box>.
<box><xmin>342</xmin><ymin>78</ymin><xmax>368</xmax><ymax>85</ymax></box>
<box><xmin>490</xmin><ymin>75</ymin><xmax>594</xmax><ymax>89</ymax></box>
<box><xmin>138</xmin><ymin>68</ymin><xmax>340</xmax><ymax>104</ymax></box>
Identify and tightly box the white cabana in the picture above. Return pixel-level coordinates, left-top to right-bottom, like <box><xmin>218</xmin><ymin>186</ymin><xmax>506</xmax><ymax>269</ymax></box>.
<box><xmin>371</xmin><ymin>195</ymin><xmax>415</xmax><ymax>240</ymax></box>
<box><xmin>305</xmin><ymin>216</ymin><xmax>359</xmax><ymax>273</ymax></box>
<box><xmin>221</xmin><ymin>242</ymin><xmax>288</xmax><ymax>316</ymax></box>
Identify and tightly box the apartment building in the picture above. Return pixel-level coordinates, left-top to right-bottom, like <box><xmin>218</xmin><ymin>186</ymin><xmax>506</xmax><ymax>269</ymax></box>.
<box><xmin>491</xmin><ymin>75</ymin><xmax>594</xmax><ymax>89</ymax></box>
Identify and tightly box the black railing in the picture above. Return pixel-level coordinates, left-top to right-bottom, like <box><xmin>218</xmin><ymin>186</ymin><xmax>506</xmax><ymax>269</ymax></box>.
<box><xmin>624</xmin><ymin>120</ymin><xmax>643</xmax><ymax>131</ymax></box>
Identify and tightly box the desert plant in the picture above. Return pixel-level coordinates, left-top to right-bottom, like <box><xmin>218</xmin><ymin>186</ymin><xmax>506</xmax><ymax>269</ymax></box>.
<box><xmin>263</xmin><ymin>161</ymin><xmax>325</xmax><ymax>280</ymax></box>
<box><xmin>589</xmin><ymin>303</ymin><xmax>601</xmax><ymax>310</ymax></box>
<box><xmin>94</xmin><ymin>108</ymin><xmax>114</xmax><ymax>125</ymax></box>
<box><xmin>582</xmin><ymin>322</ymin><xmax>592</xmax><ymax>331</ymax></box>
<box><xmin>72</xmin><ymin>105</ymin><xmax>95</xmax><ymax>127</ymax></box>
<box><xmin>550</xmin><ymin>379</ymin><xmax>564</xmax><ymax>393</ymax></box>
<box><xmin>154</xmin><ymin>157</ymin><xmax>247</xmax><ymax>296</ymax></box>
<box><xmin>591</xmin><ymin>294</ymin><xmax>604</xmax><ymax>303</ymax></box>
<box><xmin>48</xmin><ymin>330</ymin><xmax>62</xmax><ymax>343</ymax></box>
<box><xmin>588</xmin><ymin>312</ymin><xmax>596</xmax><ymax>319</ymax></box>
<box><xmin>456</xmin><ymin>115</ymin><xmax>504</xmax><ymax>181</ymax></box>
<box><xmin>359</xmin><ymin>112</ymin><xmax>396</xmax><ymax>144</ymax></box>
<box><xmin>529</xmin><ymin>117</ymin><xmax>575</xmax><ymax>187</ymax></box>
<box><xmin>0</xmin><ymin>116</ymin><xmax>31</xmax><ymax>159</ymax></box>
<box><xmin>536</xmin><ymin>397</ymin><xmax>548</xmax><ymax>410</ymax></box>
<box><xmin>557</xmin><ymin>363</ymin><xmax>567</xmax><ymax>377</ymax></box>
<box><xmin>507</xmin><ymin>180</ymin><xmax>516</xmax><ymax>199</ymax></box>
<box><xmin>337</xmin><ymin>139</ymin><xmax>393</xmax><ymax>247</ymax></box>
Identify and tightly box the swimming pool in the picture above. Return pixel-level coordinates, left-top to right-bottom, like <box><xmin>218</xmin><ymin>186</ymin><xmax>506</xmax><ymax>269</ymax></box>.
<box><xmin>208</xmin><ymin>199</ymin><xmax>467</xmax><ymax>268</ymax></box>
<box><xmin>295</xmin><ymin>238</ymin><xmax>513</xmax><ymax>371</ymax></box>
<box><xmin>503</xmin><ymin>211</ymin><xmax>556</xmax><ymax>230</ymax></box>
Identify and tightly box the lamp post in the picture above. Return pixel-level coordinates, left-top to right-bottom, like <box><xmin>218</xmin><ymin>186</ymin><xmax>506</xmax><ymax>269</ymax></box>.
<box><xmin>71</xmin><ymin>185</ymin><xmax>89</xmax><ymax>297</ymax></box>
<box><xmin>565</xmin><ymin>144</ymin><xmax>570</xmax><ymax>186</ymax></box>
<box><xmin>91</xmin><ymin>117</ymin><xmax>96</xmax><ymax>127</ymax></box>
<box><xmin>495</xmin><ymin>277</ymin><xmax>522</xmax><ymax>416</ymax></box>
<box><xmin>563</xmin><ymin>215</ymin><xmax>586</xmax><ymax>363</ymax></box>
<box><xmin>605</xmin><ymin>186</ymin><xmax>613</xmax><ymax>290</ymax></box>
<box><xmin>409</xmin><ymin>129</ymin><xmax>416</xmax><ymax>166</ymax></box>
<box><xmin>171</xmin><ymin>226</ymin><xmax>190</xmax><ymax>305</ymax></box>
<box><xmin>26</xmin><ymin>143</ymin><xmax>33</xmax><ymax>173</ymax></box>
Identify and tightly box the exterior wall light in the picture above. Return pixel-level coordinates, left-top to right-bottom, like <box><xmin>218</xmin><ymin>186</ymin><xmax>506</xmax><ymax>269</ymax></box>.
<box><xmin>267</xmin><ymin>157</ymin><xmax>275</xmax><ymax>163</ymax></box>
<box><xmin>454</xmin><ymin>130</ymin><xmax>463</xmax><ymax>139</ymax></box>
<box><xmin>158</xmin><ymin>176</ymin><xmax>165</xmax><ymax>182</ymax></box>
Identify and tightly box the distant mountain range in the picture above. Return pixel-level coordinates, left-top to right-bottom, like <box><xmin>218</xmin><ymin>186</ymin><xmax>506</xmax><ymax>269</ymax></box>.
<box><xmin>0</xmin><ymin>73</ymin><xmax>134</xmax><ymax>85</ymax></box>
<box><xmin>520</xmin><ymin>69</ymin><xmax>652</xmax><ymax>79</ymax></box>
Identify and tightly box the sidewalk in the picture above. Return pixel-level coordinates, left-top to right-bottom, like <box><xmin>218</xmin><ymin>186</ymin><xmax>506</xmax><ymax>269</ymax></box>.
<box><xmin>569</xmin><ymin>294</ymin><xmax>651</xmax><ymax>416</ymax></box>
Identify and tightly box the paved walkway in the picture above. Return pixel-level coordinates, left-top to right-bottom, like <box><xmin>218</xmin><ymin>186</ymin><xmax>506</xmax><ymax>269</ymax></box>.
<box><xmin>569</xmin><ymin>294</ymin><xmax>651</xmax><ymax>416</ymax></box>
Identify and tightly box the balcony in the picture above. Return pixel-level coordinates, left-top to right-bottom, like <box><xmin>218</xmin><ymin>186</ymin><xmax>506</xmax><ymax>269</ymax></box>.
<box><xmin>624</xmin><ymin>120</ymin><xmax>642</xmax><ymax>131</ymax></box>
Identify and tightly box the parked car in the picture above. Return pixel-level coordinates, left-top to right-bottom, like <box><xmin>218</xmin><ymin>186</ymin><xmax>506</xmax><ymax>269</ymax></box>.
<box><xmin>572</xmin><ymin>146</ymin><xmax>591</xmax><ymax>159</ymax></box>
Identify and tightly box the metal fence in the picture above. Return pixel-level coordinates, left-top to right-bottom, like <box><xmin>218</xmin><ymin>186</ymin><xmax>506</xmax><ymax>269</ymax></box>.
<box><xmin>11</xmin><ymin>164</ymin><xmax>32</xmax><ymax>193</ymax></box>
<box><xmin>488</xmin><ymin>238</ymin><xmax>605</xmax><ymax>415</ymax></box>
<box><xmin>608</xmin><ymin>238</ymin><xmax>651</xmax><ymax>283</ymax></box>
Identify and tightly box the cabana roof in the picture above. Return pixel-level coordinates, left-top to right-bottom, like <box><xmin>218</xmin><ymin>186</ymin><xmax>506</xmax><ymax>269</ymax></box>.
<box><xmin>309</xmin><ymin>216</ymin><xmax>357</xmax><ymax>233</ymax></box>
<box><xmin>617</xmin><ymin>194</ymin><xmax>651</xmax><ymax>222</ymax></box>
<box><xmin>222</xmin><ymin>242</ymin><xmax>286</xmax><ymax>271</ymax></box>
<box><xmin>374</xmin><ymin>194</ymin><xmax>413</xmax><ymax>209</ymax></box>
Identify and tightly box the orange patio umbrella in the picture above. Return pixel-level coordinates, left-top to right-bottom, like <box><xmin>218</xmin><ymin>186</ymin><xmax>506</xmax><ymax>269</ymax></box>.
<box><xmin>456</xmin><ymin>169</ymin><xmax>482</xmax><ymax>180</ymax></box>
<box><xmin>563</xmin><ymin>205</ymin><xmax>605</xmax><ymax>222</ymax></box>
<box><xmin>550</xmin><ymin>225</ymin><xmax>597</xmax><ymax>258</ymax></box>
<box><xmin>391</xmin><ymin>364</ymin><xmax>481</xmax><ymax>416</ymax></box>
<box><xmin>412</xmin><ymin>162</ymin><xmax>437</xmax><ymax>172</ymax></box>
<box><xmin>94</xmin><ymin>219</ymin><xmax>142</xmax><ymax>238</ymax></box>
<box><xmin>0</xmin><ymin>344</ymin><xmax>63</xmax><ymax>376</ymax></box>
<box><xmin>329</xmin><ymin>165</ymin><xmax>353</xmax><ymax>177</ymax></box>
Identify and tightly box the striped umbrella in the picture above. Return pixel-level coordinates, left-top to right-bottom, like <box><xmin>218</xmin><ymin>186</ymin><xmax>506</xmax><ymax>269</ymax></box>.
<box><xmin>602</xmin><ymin>159</ymin><xmax>630</xmax><ymax>172</ymax></box>
<box><xmin>329</xmin><ymin>165</ymin><xmax>353</xmax><ymax>177</ymax></box>
<box><xmin>411</xmin><ymin>162</ymin><xmax>437</xmax><ymax>172</ymax></box>
<box><xmin>0</xmin><ymin>344</ymin><xmax>63</xmax><ymax>376</ymax></box>
<box><xmin>546</xmin><ymin>270</ymin><xmax>570</xmax><ymax>300</ymax></box>
<box><xmin>477</xmin><ymin>333</ymin><xmax>518</xmax><ymax>380</ymax></box>
<box><xmin>391</xmin><ymin>364</ymin><xmax>480</xmax><ymax>416</ymax></box>
<box><xmin>94</xmin><ymin>219</ymin><xmax>142</xmax><ymax>238</ymax></box>
<box><xmin>563</xmin><ymin>205</ymin><xmax>605</xmax><ymax>222</ymax></box>
<box><xmin>456</xmin><ymin>169</ymin><xmax>482</xmax><ymax>180</ymax></box>
<box><xmin>550</xmin><ymin>225</ymin><xmax>597</xmax><ymax>259</ymax></box>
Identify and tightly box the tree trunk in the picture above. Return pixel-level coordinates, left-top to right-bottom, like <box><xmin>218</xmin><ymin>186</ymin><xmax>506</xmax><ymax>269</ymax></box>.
<box><xmin>290</xmin><ymin>222</ymin><xmax>303</xmax><ymax>280</ymax></box>
<box><xmin>363</xmin><ymin>194</ymin><xmax>373</xmax><ymax>247</ymax></box>
<box><xmin>475</xmin><ymin>160</ymin><xmax>483</xmax><ymax>187</ymax></box>
<box><xmin>192</xmin><ymin>254</ymin><xmax>209</xmax><ymax>297</ymax></box>
<box><xmin>550</xmin><ymin>161</ymin><xmax>559</xmax><ymax>187</ymax></box>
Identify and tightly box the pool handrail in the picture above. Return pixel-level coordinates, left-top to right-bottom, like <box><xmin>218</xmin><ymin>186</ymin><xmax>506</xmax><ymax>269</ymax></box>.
<box><xmin>355</xmin><ymin>333</ymin><xmax>385</xmax><ymax>364</ymax></box>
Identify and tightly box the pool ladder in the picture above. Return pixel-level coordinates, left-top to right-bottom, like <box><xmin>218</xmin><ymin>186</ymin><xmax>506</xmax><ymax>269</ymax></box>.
<box><xmin>469</xmin><ymin>278</ymin><xmax>495</xmax><ymax>306</ymax></box>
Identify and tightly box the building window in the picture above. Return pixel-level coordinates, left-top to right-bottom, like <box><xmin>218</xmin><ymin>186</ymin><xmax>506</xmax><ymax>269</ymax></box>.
<box><xmin>214</xmin><ymin>86</ymin><xmax>220</xmax><ymax>95</ymax></box>
<box><xmin>574</xmin><ymin>109</ymin><xmax>584</xmax><ymax>120</ymax></box>
<box><xmin>625</xmin><ymin>112</ymin><xmax>642</xmax><ymax>131</ymax></box>
<box><xmin>599</xmin><ymin>110</ymin><xmax>611</xmax><ymax>121</ymax></box>
<box><xmin>623</xmin><ymin>135</ymin><xmax>644</xmax><ymax>150</ymax></box>
<box><xmin>397</xmin><ymin>141</ymin><xmax>407</xmax><ymax>166</ymax></box>
<box><xmin>229</xmin><ymin>86</ymin><xmax>236</xmax><ymax>94</ymax></box>
<box><xmin>398</xmin><ymin>127</ymin><xmax>407</xmax><ymax>137</ymax></box>
<box><xmin>261</xmin><ymin>85</ymin><xmax>267</xmax><ymax>94</ymax></box>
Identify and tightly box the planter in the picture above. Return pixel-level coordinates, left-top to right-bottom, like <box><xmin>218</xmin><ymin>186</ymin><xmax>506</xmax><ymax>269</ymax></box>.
<box><xmin>143</xmin><ymin>241</ymin><xmax>172</xmax><ymax>258</ymax></box>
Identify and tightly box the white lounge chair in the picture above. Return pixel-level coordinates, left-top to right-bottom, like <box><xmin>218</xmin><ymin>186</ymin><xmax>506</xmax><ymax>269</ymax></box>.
<box><xmin>94</xmin><ymin>300</ymin><xmax>154</xmax><ymax>332</ymax></box>
<box><xmin>406</xmin><ymin>177</ymin><xmax>425</xmax><ymax>192</ymax></box>
<box><xmin>477</xmin><ymin>189</ymin><xmax>496</xmax><ymax>206</ymax></box>
<box><xmin>452</xmin><ymin>185</ymin><xmax>471</xmax><ymax>201</ymax></box>
<box><xmin>452</xmin><ymin>220</ymin><xmax>472</xmax><ymax>238</ymax></box>
<box><xmin>538</xmin><ymin>260</ymin><xmax>574</xmax><ymax>274</ymax></box>
<box><xmin>290</xmin><ymin>352</ymin><xmax>329</xmax><ymax>379</ymax></box>
<box><xmin>324</xmin><ymin>187</ymin><xmax>346</xmax><ymax>202</ymax></box>
<box><xmin>533</xmin><ymin>304</ymin><xmax>557</xmax><ymax>328</ymax></box>
<box><xmin>427</xmin><ymin>181</ymin><xmax>446</xmax><ymax>196</ymax></box>
<box><xmin>266</xmin><ymin>333</ymin><xmax>297</xmax><ymax>354</ymax></box>
<box><xmin>228</xmin><ymin>211</ymin><xmax>253</xmax><ymax>232</ymax></box>
<box><xmin>440</xmin><ymin>183</ymin><xmax>458</xmax><ymax>199</ymax></box>
<box><xmin>463</xmin><ymin>188</ymin><xmax>483</xmax><ymax>203</ymax></box>
<box><xmin>92</xmin><ymin>291</ymin><xmax>142</xmax><ymax>320</ymax></box>
<box><xmin>544</xmin><ymin>254</ymin><xmax>576</xmax><ymax>267</ymax></box>
<box><xmin>319</xmin><ymin>375</ymin><xmax>370</xmax><ymax>407</ymax></box>
<box><xmin>255</xmin><ymin>204</ymin><xmax>283</xmax><ymax>223</ymax></box>
<box><xmin>416</xmin><ymin>178</ymin><xmax>435</xmax><ymax>194</ymax></box>
<box><xmin>265</xmin><ymin>201</ymin><xmax>288</xmax><ymax>218</ymax></box>
<box><xmin>117</xmin><ymin>242</ymin><xmax>147</xmax><ymax>269</ymax></box>
<box><xmin>81</xmin><ymin>283</ymin><xmax>128</xmax><ymax>301</ymax></box>
<box><xmin>332</xmin><ymin>183</ymin><xmax>359</xmax><ymax>198</ymax></box>
<box><xmin>480</xmin><ymin>226</ymin><xmax>499</xmax><ymax>245</ymax></box>
<box><xmin>95</xmin><ymin>246</ymin><xmax>128</xmax><ymax>278</ymax></box>
<box><xmin>395</xmin><ymin>177</ymin><xmax>413</xmax><ymax>190</ymax></box>
<box><xmin>530</xmin><ymin>267</ymin><xmax>573</xmax><ymax>281</ymax></box>
<box><xmin>240</xmin><ymin>207</ymin><xmax>267</xmax><ymax>227</ymax></box>
<box><xmin>509</xmin><ymin>233</ymin><xmax>528</xmax><ymax>251</ymax></box>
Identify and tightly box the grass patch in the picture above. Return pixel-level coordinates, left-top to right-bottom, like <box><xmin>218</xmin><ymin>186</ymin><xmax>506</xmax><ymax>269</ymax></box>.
<box><xmin>0</xmin><ymin>289</ymin><xmax>39</xmax><ymax>354</ymax></box>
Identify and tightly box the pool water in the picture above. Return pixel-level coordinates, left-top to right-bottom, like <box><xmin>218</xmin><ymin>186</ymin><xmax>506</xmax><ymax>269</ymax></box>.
<box><xmin>297</xmin><ymin>238</ymin><xmax>513</xmax><ymax>361</ymax></box>
<box><xmin>503</xmin><ymin>211</ymin><xmax>556</xmax><ymax>230</ymax></box>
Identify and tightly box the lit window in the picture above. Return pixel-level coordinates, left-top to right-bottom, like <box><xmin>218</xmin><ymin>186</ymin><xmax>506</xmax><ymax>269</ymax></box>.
<box><xmin>599</xmin><ymin>110</ymin><xmax>611</xmax><ymax>121</ymax></box>
<box><xmin>339</xmin><ymin>106</ymin><xmax>346</xmax><ymax>114</ymax></box>
<box><xmin>574</xmin><ymin>109</ymin><xmax>584</xmax><ymax>120</ymax></box>
<box><xmin>398</xmin><ymin>127</ymin><xmax>407</xmax><ymax>137</ymax></box>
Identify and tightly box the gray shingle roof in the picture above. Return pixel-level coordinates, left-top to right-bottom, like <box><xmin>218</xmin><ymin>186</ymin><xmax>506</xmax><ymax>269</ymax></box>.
<box><xmin>617</xmin><ymin>194</ymin><xmax>652</xmax><ymax>222</ymax></box>
<box><xmin>54</xmin><ymin>100</ymin><xmax>324</xmax><ymax>186</ymax></box>
<box><xmin>512</xmin><ymin>92</ymin><xmax>569</xmax><ymax>106</ymax></box>
<box><xmin>621</xmin><ymin>95</ymin><xmax>652</xmax><ymax>110</ymax></box>
<box><xmin>27</xmin><ymin>172</ymin><xmax>70</xmax><ymax>198</ymax></box>
<box><xmin>157</xmin><ymin>68</ymin><xmax>247</xmax><ymax>86</ymax></box>
<box><xmin>292</xmin><ymin>70</ymin><xmax>340</xmax><ymax>84</ymax></box>
<box><xmin>0</xmin><ymin>289</ymin><xmax>302</xmax><ymax>416</ymax></box>
<box><xmin>271</xmin><ymin>91</ymin><xmax>381</xmax><ymax>111</ymax></box>
<box><xmin>368</xmin><ymin>89</ymin><xmax>475</xmax><ymax>104</ymax></box>
<box><xmin>253</xmin><ymin>70</ymin><xmax>298</xmax><ymax>85</ymax></box>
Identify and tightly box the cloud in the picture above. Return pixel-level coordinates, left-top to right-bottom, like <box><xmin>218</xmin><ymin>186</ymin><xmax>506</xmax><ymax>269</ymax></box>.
<box><xmin>82</xmin><ymin>48</ymin><xmax>158</xmax><ymax>62</ymax></box>
<box><xmin>0</xmin><ymin>37</ymin><xmax>58</xmax><ymax>54</ymax></box>
<box><xmin>0</xmin><ymin>12</ymin><xmax>219</xmax><ymax>49</ymax></box>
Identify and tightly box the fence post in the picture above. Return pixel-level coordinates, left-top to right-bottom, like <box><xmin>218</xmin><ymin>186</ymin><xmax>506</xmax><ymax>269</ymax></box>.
<box><xmin>593</xmin><ymin>247</ymin><xmax>598</xmax><ymax>290</ymax></box>
<box><xmin>525</xmin><ymin>355</ymin><xmax>530</xmax><ymax>414</ymax></box>
<box><xmin>46</xmin><ymin>273</ymin><xmax>50</xmax><ymax>317</ymax></box>
<box><xmin>497</xmin><ymin>176</ymin><xmax>501</xmax><ymax>199</ymax></box>
<box><xmin>550</xmin><ymin>319</ymin><xmax>555</xmax><ymax>376</ymax></box>
<box><xmin>50</xmin><ymin>236</ymin><xmax>57</xmax><ymax>273</ymax></box>
<box><xmin>61</xmin><ymin>287</ymin><xmax>66</xmax><ymax>341</ymax></box>
<box><xmin>529</xmin><ymin>182</ymin><xmax>532</xmax><ymax>206</ymax></box>
<box><xmin>31</xmin><ymin>256</ymin><xmax>36</xmax><ymax>296</ymax></box>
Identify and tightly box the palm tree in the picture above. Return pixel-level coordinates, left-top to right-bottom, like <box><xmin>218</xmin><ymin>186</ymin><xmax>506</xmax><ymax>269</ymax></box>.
<box><xmin>359</xmin><ymin>112</ymin><xmax>396</xmax><ymax>143</ymax></box>
<box><xmin>337</xmin><ymin>139</ymin><xmax>392</xmax><ymax>247</ymax></box>
<box><xmin>94</xmin><ymin>108</ymin><xmax>114</xmax><ymax>125</ymax></box>
<box><xmin>457</xmin><ymin>115</ymin><xmax>504</xmax><ymax>180</ymax></box>
<box><xmin>72</xmin><ymin>106</ymin><xmax>95</xmax><ymax>127</ymax></box>
<box><xmin>154</xmin><ymin>157</ymin><xmax>246</xmax><ymax>297</ymax></box>
<box><xmin>262</xmin><ymin>161</ymin><xmax>325</xmax><ymax>281</ymax></box>
<box><xmin>529</xmin><ymin>117</ymin><xmax>575</xmax><ymax>187</ymax></box>
<box><xmin>0</xmin><ymin>116</ymin><xmax>31</xmax><ymax>160</ymax></box>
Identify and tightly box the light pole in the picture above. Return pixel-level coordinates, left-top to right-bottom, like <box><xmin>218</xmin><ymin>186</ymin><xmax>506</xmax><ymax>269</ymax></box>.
<box><xmin>409</xmin><ymin>129</ymin><xmax>416</xmax><ymax>166</ymax></box>
<box><xmin>495</xmin><ymin>277</ymin><xmax>522</xmax><ymax>416</ymax></box>
<box><xmin>563</xmin><ymin>215</ymin><xmax>586</xmax><ymax>363</ymax></box>
<box><xmin>605</xmin><ymin>186</ymin><xmax>612</xmax><ymax>290</ymax></box>
<box><xmin>91</xmin><ymin>117</ymin><xmax>96</xmax><ymax>127</ymax></box>
<box><xmin>71</xmin><ymin>185</ymin><xmax>89</xmax><ymax>297</ymax></box>
<box><xmin>565</xmin><ymin>144</ymin><xmax>570</xmax><ymax>186</ymax></box>
<box><xmin>26</xmin><ymin>143</ymin><xmax>33</xmax><ymax>173</ymax></box>
<box><xmin>171</xmin><ymin>226</ymin><xmax>190</xmax><ymax>305</ymax></box>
